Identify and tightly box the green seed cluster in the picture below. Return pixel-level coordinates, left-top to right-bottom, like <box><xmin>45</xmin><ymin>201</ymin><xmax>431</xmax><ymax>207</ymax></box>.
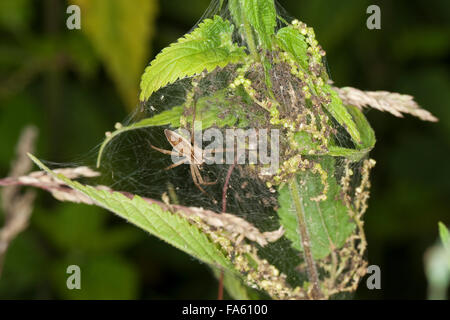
<box><xmin>225</xmin><ymin>20</ymin><xmax>342</xmax><ymax>199</ymax></box>
<box><xmin>291</xmin><ymin>19</ymin><xmax>327</xmax><ymax>72</ymax></box>
<box><xmin>265</xmin><ymin>20</ymin><xmax>338</xmax><ymax>189</ymax></box>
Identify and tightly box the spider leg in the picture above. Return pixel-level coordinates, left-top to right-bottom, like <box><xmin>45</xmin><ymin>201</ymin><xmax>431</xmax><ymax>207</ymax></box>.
<box><xmin>164</xmin><ymin>158</ymin><xmax>189</xmax><ymax>170</ymax></box>
<box><xmin>194</xmin><ymin>164</ymin><xmax>217</xmax><ymax>186</ymax></box>
<box><xmin>191</xmin><ymin>98</ymin><xmax>197</xmax><ymax>144</ymax></box>
<box><xmin>190</xmin><ymin>164</ymin><xmax>207</xmax><ymax>194</ymax></box>
<box><xmin>150</xmin><ymin>143</ymin><xmax>182</xmax><ymax>157</ymax></box>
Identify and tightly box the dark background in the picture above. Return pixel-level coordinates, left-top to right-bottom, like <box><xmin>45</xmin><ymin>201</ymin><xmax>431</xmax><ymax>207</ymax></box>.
<box><xmin>0</xmin><ymin>0</ymin><xmax>449</xmax><ymax>299</ymax></box>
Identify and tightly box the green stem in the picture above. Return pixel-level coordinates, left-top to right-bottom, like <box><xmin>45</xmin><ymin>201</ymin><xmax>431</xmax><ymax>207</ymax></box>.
<box><xmin>288</xmin><ymin>176</ymin><xmax>323</xmax><ymax>299</ymax></box>
<box><xmin>240</xmin><ymin>7</ymin><xmax>259</xmax><ymax>62</ymax></box>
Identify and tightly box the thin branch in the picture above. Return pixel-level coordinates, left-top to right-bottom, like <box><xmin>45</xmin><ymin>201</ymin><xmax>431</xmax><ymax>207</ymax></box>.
<box><xmin>218</xmin><ymin>159</ymin><xmax>237</xmax><ymax>300</ymax></box>
<box><xmin>0</xmin><ymin>126</ymin><xmax>38</xmax><ymax>277</ymax></box>
<box><xmin>222</xmin><ymin>161</ymin><xmax>237</xmax><ymax>213</ymax></box>
<box><xmin>0</xmin><ymin>167</ymin><xmax>284</xmax><ymax>248</ymax></box>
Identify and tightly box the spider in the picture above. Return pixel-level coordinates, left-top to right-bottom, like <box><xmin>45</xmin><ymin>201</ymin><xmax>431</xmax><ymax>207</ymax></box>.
<box><xmin>149</xmin><ymin>128</ymin><xmax>220</xmax><ymax>194</ymax></box>
<box><xmin>150</xmin><ymin>97</ymin><xmax>255</xmax><ymax>195</ymax></box>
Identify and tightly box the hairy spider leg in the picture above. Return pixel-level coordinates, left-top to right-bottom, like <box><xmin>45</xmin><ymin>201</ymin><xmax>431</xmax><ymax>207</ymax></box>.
<box><xmin>149</xmin><ymin>143</ymin><xmax>187</xmax><ymax>170</ymax></box>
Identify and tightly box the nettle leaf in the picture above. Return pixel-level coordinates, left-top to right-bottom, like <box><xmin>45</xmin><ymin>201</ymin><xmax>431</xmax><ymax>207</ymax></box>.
<box><xmin>276</xmin><ymin>26</ymin><xmax>309</xmax><ymax>70</ymax></box>
<box><xmin>323</xmin><ymin>84</ymin><xmax>362</xmax><ymax>145</ymax></box>
<box><xmin>346</xmin><ymin>105</ymin><xmax>375</xmax><ymax>149</ymax></box>
<box><xmin>29</xmin><ymin>155</ymin><xmax>235</xmax><ymax>273</ymax></box>
<box><xmin>328</xmin><ymin>104</ymin><xmax>376</xmax><ymax>161</ymax></box>
<box><xmin>97</xmin><ymin>90</ymin><xmax>240</xmax><ymax>167</ymax></box>
<box><xmin>230</xmin><ymin>0</ymin><xmax>276</xmax><ymax>49</ymax></box>
<box><xmin>292</xmin><ymin>104</ymin><xmax>375</xmax><ymax>162</ymax></box>
<box><xmin>140</xmin><ymin>15</ymin><xmax>247</xmax><ymax>101</ymax></box>
<box><xmin>277</xmin><ymin>157</ymin><xmax>355</xmax><ymax>259</ymax></box>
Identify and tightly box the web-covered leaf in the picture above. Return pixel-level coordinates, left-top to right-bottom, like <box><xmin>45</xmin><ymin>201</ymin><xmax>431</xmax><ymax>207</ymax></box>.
<box><xmin>276</xmin><ymin>26</ymin><xmax>309</xmax><ymax>70</ymax></box>
<box><xmin>328</xmin><ymin>104</ymin><xmax>376</xmax><ymax>161</ymax></box>
<box><xmin>140</xmin><ymin>15</ymin><xmax>247</xmax><ymax>101</ymax></box>
<box><xmin>322</xmin><ymin>84</ymin><xmax>362</xmax><ymax>145</ymax></box>
<box><xmin>277</xmin><ymin>157</ymin><xmax>355</xmax><ymax>259</ymax></box>
<box><xmin>275</xmin><ymin>25</ymin><xmax>361</xmax><ymax>145</ymax></box>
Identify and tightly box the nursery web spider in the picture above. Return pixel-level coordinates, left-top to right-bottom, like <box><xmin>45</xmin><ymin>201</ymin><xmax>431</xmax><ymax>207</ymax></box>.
<box><xmin>150</xmin><ymin>128</ymin><xmax>220</xmax><ymax>194</ymax></box>
<box><xmin>150</xmin><ymin>95</ymin><xmax>231</xmax><ymax>194</ymax></box>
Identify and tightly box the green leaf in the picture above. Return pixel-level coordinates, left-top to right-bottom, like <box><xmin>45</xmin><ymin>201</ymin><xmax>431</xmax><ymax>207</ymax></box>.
<box><xmin>73</xmin><ymin>0</ymin><xmax>158</xmax><ymax>111</ymax></box>
<box><xmin>231</xmin><ymin>0</ymin><xmax>277</xmax><ymax>49</ymax></box>
<box><xmin>328</xmin><ymin>104</ymin><xmax>376</xmax><ymax>161</ymax></box>
<box><xmin>294</xmin><ymin>131</ymin><xmax>321</xmax><ymax>152</ymax></box>
<box><xmin>277</xmin><ymin>157</ymin><xmax>355</xmax><ymax>259</ymax></box>
<box><xmin>323</xmin><ymin>84</ymin><xmax>361</xmax><ymax>145</ymax></box>
<box><xmin>140</xmin><ymin>15</ymin><xmax>247</xmax><ymax>101</ymax></box>
<box><xmin>276</xmin><ymin>26</ymin><xmax>309</xmax><ymax>70</ymax></box>
<box><xmin>29</xmin><ymin>155</ymin><xmax>236</xmax><ymax>273</ymax></box>
<box><xmin>327</xmin><ymin>146</ymin><xmax>369</xmax><ymax>162</ymax></box>
<box><xmin>346</xmin><ymin>104</ymin><xmax>376</xmax><ymax>149</ymax></box>
<box><xmin>439</xmin><ymin>222</ymin><xmax>450</xmax><ymax>252</ymax></box>
<box><xmin>293</xmin><ymin>104</ymin><xmax>375</xmax><ymax>162</ymax></box>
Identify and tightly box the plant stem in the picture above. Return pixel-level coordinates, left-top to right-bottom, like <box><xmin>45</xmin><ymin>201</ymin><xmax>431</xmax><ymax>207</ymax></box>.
<box><xmin>218</xmin><ymin>159</ymin><xmax>237</xmax><ymax>299</ymax></box>
<box><xmin>288</xmin><ymin>176</ymin><xmax>323</xmax><ymax>299</ymax></box>
<box><xmin>217</xmin><ymin>271</ymin><xmax>224</xmax><ymax>300</ymax></box>
<box><xmin>222</xmin><ymin>161</ymin><xmax>237</xmax><ymax>213</ymax></box>
<box><xmin>240</xmin><ymin>6</ymin><xmax>260</xmax><ymax>62</ymax></box>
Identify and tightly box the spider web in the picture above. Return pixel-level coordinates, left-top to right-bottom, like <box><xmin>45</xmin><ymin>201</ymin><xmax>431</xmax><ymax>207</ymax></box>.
<box><xmin>55</xmin><ymin>0</ymin><xmax>373</xmax><ymax>298</ymax></box>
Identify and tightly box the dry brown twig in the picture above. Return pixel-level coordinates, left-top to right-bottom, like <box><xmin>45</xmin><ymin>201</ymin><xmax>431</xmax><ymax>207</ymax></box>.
<box><xmin>0</xmin><ymin>166</ymin><xmax>284</xmax><ymax>248</ymax></box>
<box><xmin>333</xmin><ymin>86</ymin><xmax>438</xmax><ymax>122</ymax></box>
<box><xmin>0</xmin><ymin>126</ymin><xmax>39</xmax><ymax>277</ymax></box>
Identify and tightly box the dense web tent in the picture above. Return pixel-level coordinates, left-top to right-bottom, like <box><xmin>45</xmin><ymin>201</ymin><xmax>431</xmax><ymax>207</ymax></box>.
<box><xmin>90</xmin><ymin>0</ymin><xmax>377</xmax><ymax>299</ymax></box>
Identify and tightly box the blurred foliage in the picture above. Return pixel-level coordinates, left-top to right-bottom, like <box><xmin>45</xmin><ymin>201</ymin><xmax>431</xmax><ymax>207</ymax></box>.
<box><xmin>72</xmin><ymin>0</ymin><xmax>158</xmax><ymax>111</ymax></box>
<box><xmin>0</xmin><ymin>0</ymin><xmax>449</xmax><ymax>299</ymax></box>
<box><xmin>424</xmin><ymin>223</ymin><xmax>450</xmax><ymax>300</ymax></box>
